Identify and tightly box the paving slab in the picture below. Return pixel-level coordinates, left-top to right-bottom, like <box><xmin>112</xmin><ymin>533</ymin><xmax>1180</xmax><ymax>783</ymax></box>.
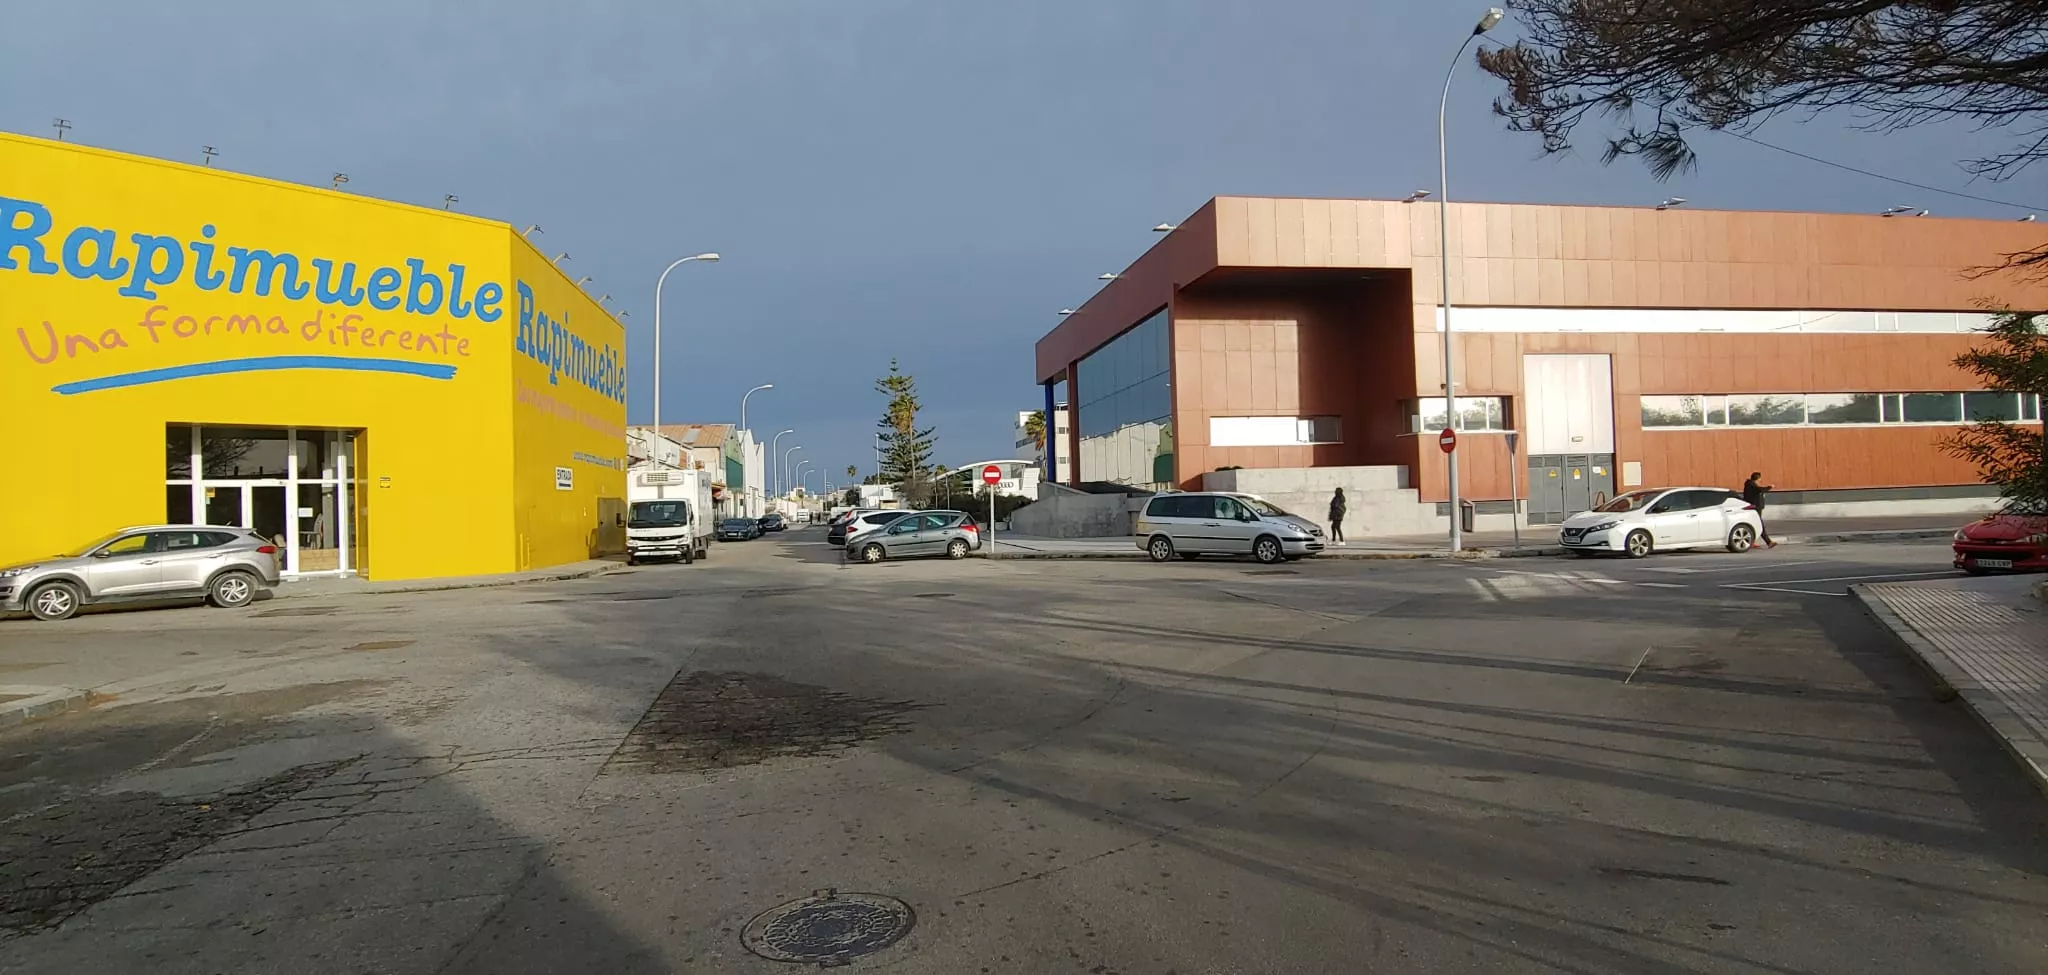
<box><xmin>1855</xmin><ymin>575</ymin><xmax>2048</xmax><ymax>797</ymax></box>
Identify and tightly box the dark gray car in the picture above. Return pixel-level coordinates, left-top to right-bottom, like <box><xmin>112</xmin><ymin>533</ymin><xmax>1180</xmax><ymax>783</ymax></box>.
<box><xmin>845</xmin><ymin>510</ymin><xmax>982</xmax><ymax>563</ymax></box>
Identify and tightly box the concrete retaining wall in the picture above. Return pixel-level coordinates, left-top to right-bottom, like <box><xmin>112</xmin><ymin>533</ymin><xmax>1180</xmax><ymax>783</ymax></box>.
<box><xmin>1202</xmin><ymin>466</ymin><xmax>1442</xmax><ymax>535</ymax></box>
<box><xmin>1009</xmin><ymin>485</ymin><xmax>1145</xmax><ymax>538</ymax></box>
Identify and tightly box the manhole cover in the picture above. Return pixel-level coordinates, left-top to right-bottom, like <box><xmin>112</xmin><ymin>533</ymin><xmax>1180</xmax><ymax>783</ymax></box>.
<box><xmin>742</xmin><ymin>889</ymin><xmax>914</xmax><ymax>965</ymax></box>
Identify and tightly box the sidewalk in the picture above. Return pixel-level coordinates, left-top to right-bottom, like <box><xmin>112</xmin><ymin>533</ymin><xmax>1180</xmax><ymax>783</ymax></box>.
<box><xmin>1854</xmin><ymin>575</ymin><xmax>2048</xmax><ymax>797</ymax></box>
<box><xmin>988</xmin><ymin>513</ymin><xmax>1963</xmax><ymax>561</ymax></box>
<box><xmin>271</xmin><ymin>556</ymin><xmax>628</xmax><ymax>600</ymax></box>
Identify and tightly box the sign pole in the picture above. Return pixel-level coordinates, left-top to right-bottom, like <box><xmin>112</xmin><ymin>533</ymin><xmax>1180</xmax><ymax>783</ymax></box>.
<box><xmin>980</xmin><ymin>463</ymin><xmax>1004</xmax><ymax>558</ymax></box>
<box><xmin>1505</xmin><ymin>430</ymin><xmax>1521</xmax><ymax>551</ymax></box>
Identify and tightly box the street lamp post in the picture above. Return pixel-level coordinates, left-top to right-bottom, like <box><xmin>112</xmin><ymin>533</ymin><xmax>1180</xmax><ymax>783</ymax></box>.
<box><xmin>769</xmin><ymin>429</ymin><xmax>795</xmax><ymax>497</ymax></box>
<box><xmin>1436</xmin><ymin>7</ymin><xmax>1505</xmax><ymax>554</ymax></box>
<box><xmin>739</xmin><ymin>383</ymin><xmax>773</xmax><ymax>436</ymax></box>
<box><xmin>783</xmin><ymin>445</ymin><xmax>803</xmax><ymax>500</ymax></box>
<box><xmin>651</xmin><ymin>253</ymin><xmax>721</xmax><ymax>468</ymax></box>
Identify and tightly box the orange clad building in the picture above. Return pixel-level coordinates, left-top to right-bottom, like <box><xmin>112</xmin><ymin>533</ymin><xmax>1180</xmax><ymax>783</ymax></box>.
<box><xmin>1034</xmin><ymin>196</ymin><xmax>2047</xmax><ymax>525</ymax></box>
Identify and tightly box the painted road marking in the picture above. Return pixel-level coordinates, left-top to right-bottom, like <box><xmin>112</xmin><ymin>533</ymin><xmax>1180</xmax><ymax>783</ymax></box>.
<box><xmin>1637</xmin><ymin>582</ymin><xmax>1687</xmax><ymax>589</ymax></box>
<box><xmin>1646</xmin><ymin>560</ymin><xmax>1824</xmax><ymax>575</ymax></box>
<box><xmin>1722</xmin><ymin>570</ymin><xmax>1956</xmax><ymax>597</ymax></box>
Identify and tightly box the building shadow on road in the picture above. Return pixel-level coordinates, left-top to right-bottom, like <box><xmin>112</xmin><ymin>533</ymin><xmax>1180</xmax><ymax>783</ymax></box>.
<box><xmin>0</xmin><ymin>685</ymin><xmax>669</xmax><ymax>974</ymax></box>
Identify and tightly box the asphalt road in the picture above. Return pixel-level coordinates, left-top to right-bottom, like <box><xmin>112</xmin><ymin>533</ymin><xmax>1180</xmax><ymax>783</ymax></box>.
<box><xmin>1</xmin><ymin>530</ymin><xmax>2044</xmax><ymax>974</ymax></box>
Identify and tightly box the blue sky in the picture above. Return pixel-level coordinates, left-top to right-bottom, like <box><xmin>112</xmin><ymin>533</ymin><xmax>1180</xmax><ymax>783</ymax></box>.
<box><xmin>7</xmin><ymin>1</ymin><xmax>2041</xmax><ymax>488</ymax></box>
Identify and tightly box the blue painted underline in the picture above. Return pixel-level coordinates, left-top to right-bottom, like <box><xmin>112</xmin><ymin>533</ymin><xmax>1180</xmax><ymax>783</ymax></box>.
<box><xmin>51</xmin><ymin>355</ymin><xmax>458</xmax><ymax>395</ymax></box>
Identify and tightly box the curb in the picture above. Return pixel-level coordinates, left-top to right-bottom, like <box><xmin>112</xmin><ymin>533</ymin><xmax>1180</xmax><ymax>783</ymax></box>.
<box><xmin>272</xmin><ymin>560</ymin><xmax>630</xmax><ymax>600</ymax></box>
<box><xmin>1782</xmin><ymin>528</ymin><xmax>1955</xmax><ymax>545</ymax></box>
<box><xmin>0</xmin><ymin>685</ymin><xmax>90</xmax><ymax>729</ymax></box>
<box><xmin>975</xmin><ymin>546</ymin><xmax>1567</xmax><ymax>562</ymax></box>
<box><xmin>1851</xmin><ymin>585</ymin><xmax>2048</xmax><ymax>800</ymax></box>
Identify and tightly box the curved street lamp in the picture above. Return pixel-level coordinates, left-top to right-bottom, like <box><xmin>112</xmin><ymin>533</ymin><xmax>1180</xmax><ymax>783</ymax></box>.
<box><xmin>650</xmin><ymin>252</ymin><xmax>721</xmax><ymax>466</ymax></box>
<box><xmin>783</xmin><ymin>445</ymin><xmax>804</xmax><ymax>499</ymax></box>
<box><xmin>770</xmin><ymin>429</ymin><xmax>796</xmax><ymax>496</ymax></box>
<box><xmin>1434</xmin><ymin>7</ymin><xmax>1506</xmax><ymax>553</ymax></box>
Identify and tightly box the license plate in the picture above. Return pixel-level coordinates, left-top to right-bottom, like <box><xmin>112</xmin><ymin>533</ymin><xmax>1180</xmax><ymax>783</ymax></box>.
<box><xmin>1975</xmin><ymin>558</ymin><xmax>2014</xmax><ymax>569</ymax></box>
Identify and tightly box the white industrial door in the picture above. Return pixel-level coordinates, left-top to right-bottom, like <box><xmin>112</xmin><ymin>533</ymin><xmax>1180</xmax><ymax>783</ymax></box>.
<box><xmin>1522</xmin><ymin>354</ymin><xmax>1615</xmax><ymax>454</ymax></box>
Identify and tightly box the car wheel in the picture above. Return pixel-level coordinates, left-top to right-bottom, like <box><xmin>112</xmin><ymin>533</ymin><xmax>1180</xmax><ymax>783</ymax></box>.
<box><xmin>946</xmin><ymin>539</ymin><xmax>969</xmax><ymax>559</ymax></box>
<box><xmin>1624</xmin><ymin>530</ymin><xmax>1653</xmax><ymax>559</ymax></box>
<box><xmin>1726</xmin><ymin>524</ymin><xmax>1757</xmax><ymax>553</ymax></box>
<box><xmin>1253</xmin><ymin>535</ymin><xmax>1284</xmax><ymax>565</ymax></box>
<box><xmin>683</xmin><ymin>545</ymin><xmax>695</xmax><ymax>565</ymax></box>
<box><xmin>26</xmin><ymin>581</ymin><xmax>81</xmax><ymax>621</ymax></box>
<box><xmin>207</xmin><ymin>571</ymin><xmax>257</xmax><ymax>608</ymax></box>
<box><xmin>861</xmin><ymin>543</ymin><xmax>886</xmax><ymax>564</ymax></box>
<box><xmin>1147</xmin><ymin>536</ymin><xmax>1175</xmax><ymax>562</ymax></box>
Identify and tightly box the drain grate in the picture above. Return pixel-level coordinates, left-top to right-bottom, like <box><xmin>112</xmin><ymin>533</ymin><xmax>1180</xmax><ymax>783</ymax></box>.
<box><xmin>604</xmin><ymin>671</ymin><xmax>919</xmax><ymax>775</ymax></box>
<box><xmin>742</xmin><ymin>890</ymin><xmax>914</xmax><ymax>965</ymax></box>
<box><xmin>252</xmin><ymin>605</ymin><xmax>340</xmax><ymax>618</ymax></box>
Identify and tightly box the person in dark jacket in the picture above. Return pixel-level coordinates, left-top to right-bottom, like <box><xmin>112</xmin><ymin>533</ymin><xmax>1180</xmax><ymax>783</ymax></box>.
<box><xmin>1742</xmin><ymin>472</ymin><xmax>1777</xmax><ymax>548</ymax></box>
<box><xmin>1328</xmin><ymin>487</ymin><xmax>1347</xmax><ymax>545</ymax></box>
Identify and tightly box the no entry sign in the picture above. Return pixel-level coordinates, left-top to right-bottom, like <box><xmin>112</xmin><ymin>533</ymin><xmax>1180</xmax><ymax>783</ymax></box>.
<box><xmin>1438</xmin><ymin>428</ymin><xmax>1457</xmax><ymax>454</ymax></box>
<box><xmin>981</xmin><ymin>464</ymin><xmax>1003</xmax><ymax>485</ymax></box>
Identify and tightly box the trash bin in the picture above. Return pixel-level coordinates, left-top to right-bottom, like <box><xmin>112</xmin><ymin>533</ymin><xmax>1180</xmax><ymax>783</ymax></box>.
<box><xmin>1459</xmin><ymin>499</ymin><xmax>1477</xmax><ymax>534</ymax></box>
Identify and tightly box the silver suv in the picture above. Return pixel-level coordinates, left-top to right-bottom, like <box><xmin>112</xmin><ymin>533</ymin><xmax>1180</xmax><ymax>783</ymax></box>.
<box><xmin>1135</xmin><ymin>492</ymin><xmax>1325</xmax><ymax>564</ymax></box>
<box><xmin>1</xmin><ymin>526</ymin><xmax>283</xmax><ymax>621</ymax></box>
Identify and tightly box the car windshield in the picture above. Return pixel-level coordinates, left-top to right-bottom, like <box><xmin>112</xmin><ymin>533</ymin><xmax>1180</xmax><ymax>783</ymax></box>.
<box><xmin>721</xmin><ymin>519</ymin><xmax>753</xmax><ymax>529</ymax></box>
<box><xmin>628</xmin><ymin>501</ymin><xmax>688</xmax><ymax>528</ymax></box>
<box><xmin>1595</xmin><ymin>490</ymin><xmax>1663</xmax><ymax>513</ymax></box>
<box><xmin>1240</xmin><ymin>497</ymin><xmax>1289</xmax><ymax>517</ymax></box>
<box><xmin>66</xmin><ymin>531</ymin><xmax>127</xmax><ymax>557</ymax></box>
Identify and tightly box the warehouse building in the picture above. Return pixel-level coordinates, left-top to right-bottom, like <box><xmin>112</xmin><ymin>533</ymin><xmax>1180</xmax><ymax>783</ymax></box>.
<box><xmin>1034</xmin><ymin>196</ymin><xmax>2046</xmax><ymax>531</ymax></box>
<box><xmin>0</xmin><ymin>132</ymin><xmax>627</xmax><ymax>580</ymax></box>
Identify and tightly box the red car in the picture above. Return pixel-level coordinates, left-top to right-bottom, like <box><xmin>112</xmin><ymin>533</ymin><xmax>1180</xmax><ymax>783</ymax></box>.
<box><xmin>1952</xmin><ymin>502</ymin><xmax>2048</xmax><ymax>574</ymax></box>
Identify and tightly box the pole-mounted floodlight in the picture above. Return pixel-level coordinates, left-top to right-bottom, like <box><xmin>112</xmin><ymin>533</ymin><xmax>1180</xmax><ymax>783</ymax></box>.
<box><xmin>202</xmin><ymin>146</ymin><xmax>218</xmax><ymax>166</ymax></box>
<box><xmin>443</xmin><ymin>194</ymin><xmax>459</xmax><ymax>210</ymax></box>
<box><xmin>52</xmin><ymin>118</ymin><xmax>71</xmax><ymax>141</ymax></box>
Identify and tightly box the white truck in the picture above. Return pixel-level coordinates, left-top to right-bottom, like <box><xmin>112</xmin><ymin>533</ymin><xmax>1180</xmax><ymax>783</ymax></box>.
<box><xmin>626</xmin><ymin>466</ymin><xmax>713</xmax><ymax>565</ymax></box>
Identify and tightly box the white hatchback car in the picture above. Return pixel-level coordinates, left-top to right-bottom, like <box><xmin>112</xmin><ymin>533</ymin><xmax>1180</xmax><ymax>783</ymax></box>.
<box><xmin>1558</xmin><ymin>487</ymin><xmax>1764</xmax><ymax>558</ymax></box>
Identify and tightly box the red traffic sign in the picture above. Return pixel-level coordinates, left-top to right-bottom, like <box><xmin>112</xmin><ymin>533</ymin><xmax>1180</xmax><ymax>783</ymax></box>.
<box><xmin>1438</xmin><ymin>428</ymin><xmax>1457</xmax><ymax>453</ymax></box>
<box><xmin>981</xmin><ymin>464</ymin><xmax>1003</xmax><ymax>485</ymax></box>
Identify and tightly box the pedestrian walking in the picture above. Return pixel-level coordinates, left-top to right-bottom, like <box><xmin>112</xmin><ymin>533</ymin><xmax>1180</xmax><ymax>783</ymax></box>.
<box><xmin>1742</xmin><ymin>471</ymin><xmax>1777</xmax><ymax>548</ymax></box>
<box><xmin>1328</xmin><ymin>487</ymin><xmax>1347</xmax><ymax>545</ymax></box>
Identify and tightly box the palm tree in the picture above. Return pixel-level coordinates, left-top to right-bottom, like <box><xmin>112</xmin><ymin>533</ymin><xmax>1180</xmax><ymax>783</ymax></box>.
<box><xmin>1024</xmin><ymin>410</ymin><xmax>1047</xmax><ymax>454</ymax></box>
<box><xmin>846</xmin><ymin>464</ymin><xmax>858</xmax><ymax>484</ymax></box>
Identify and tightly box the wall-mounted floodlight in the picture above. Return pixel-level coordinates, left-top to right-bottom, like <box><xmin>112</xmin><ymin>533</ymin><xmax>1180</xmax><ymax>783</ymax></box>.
<box><xmin>574</xmin><ymin>276</ymin><xmax>593</xmax><ymax>287</ymax></box>
<box><xmin>1153</xmin><ymin>223</ymin><xmax>1177</xmax><ymax>232</ymax></box>
<box><xmin>443</xmin><ymin>194</ymin><xmax>459</xmax><ymax>210</ymax></box>
<box><xmin>553</xmin><ymin>252</ymin><xmax>571</xmax><ymax>264</ymax></box>
<box><xmin>331</xmin><ymin>173</ymin><xmax>350</xmax><ymax>189</ymax></box>
<box><xmin>1057</xmin><ymin>309</ymin><xmax>1075</xmax><ymax>316</ymax></box>
<box><xmin>2022</xmin><ymin>215</ymin><xmax>2038</xmax><ymax>223</ymax></box>
<box><xmin>1655</xmin><ymin>197</ymin><xmax>1687</xmax><ymax>210</ymax></box>
<box><xmin>523</xmin><ymin>224</ymin><xmax>543</xmax><ymax>236</ymax></box>
<box><xmin>1404</xmin><ymin>189</ymin><xmax>1432</xmax><ymax>202</ymax></box>
<box><xmin>1098</xmin><ymin>273</ymin><xmax>1122</xmax><ymax>281</ymax></box>
<box><xmin>202</xmin><ymin>146</ymin><xmax>218</xmax><ymax>166</ymax></box>
<box><xmin>1880</xmin><ymin>205</ymin><xmax>1916</xmax><ymax>217</ymax></box>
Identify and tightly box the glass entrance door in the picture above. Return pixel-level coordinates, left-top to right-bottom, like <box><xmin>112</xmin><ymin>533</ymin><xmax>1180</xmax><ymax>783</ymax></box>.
<box><xmin>167</xmin><ymin>424</ymin><xmax>358</xmax><ymax>577</ymax></box>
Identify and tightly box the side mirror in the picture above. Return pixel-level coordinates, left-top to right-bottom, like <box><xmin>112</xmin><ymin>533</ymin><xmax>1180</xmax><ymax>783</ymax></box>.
<box><xmin>92</xmin><ymin>549</ymin><xmax>113</xmax><ymax>559</ymax></box>
<box><xmin>1649</xmin><ymin>504</ymin><xmax>1670</xmax><ymax>514</ymax></box>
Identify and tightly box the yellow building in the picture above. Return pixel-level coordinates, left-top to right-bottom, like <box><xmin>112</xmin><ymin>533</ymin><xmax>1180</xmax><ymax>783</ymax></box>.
<box><xmin>0</xmin><ymin>133</ymin><xmax>627</xmax><ymax>580</ymax></box>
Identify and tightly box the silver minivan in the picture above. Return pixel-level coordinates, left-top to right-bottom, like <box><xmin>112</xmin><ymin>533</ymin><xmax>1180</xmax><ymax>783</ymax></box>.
<box><xmin>1134</xmin><ymin>492</ymin><xmax>1325</xmax><ymax>564</ymax></box>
